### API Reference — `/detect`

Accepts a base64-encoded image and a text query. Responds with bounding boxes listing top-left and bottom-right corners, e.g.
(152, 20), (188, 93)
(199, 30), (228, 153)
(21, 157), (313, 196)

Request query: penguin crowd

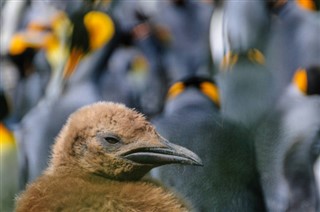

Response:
(0, 0), (319, 211)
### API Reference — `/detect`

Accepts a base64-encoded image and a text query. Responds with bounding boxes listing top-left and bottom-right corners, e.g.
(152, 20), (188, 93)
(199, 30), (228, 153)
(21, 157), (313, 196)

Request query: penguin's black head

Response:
(63, 9), (115, 78)
(266, 0), (288, 12)
(171, 0), (187, 7)
(51, 102), (202, 181)
(167, 76), (220, 108)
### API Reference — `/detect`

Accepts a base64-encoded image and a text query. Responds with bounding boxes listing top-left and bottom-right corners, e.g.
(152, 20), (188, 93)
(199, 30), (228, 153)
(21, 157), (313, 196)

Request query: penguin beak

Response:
(121, 138), (203, 167)
(63, 48), (84, 79)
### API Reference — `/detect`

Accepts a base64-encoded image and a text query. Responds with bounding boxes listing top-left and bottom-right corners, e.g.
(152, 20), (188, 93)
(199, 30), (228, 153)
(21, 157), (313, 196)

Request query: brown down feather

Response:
(15, 102), (190, 211)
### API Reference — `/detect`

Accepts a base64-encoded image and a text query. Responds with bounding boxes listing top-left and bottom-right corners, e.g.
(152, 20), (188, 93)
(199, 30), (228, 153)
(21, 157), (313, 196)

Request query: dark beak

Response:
(121, 139), (203, 167)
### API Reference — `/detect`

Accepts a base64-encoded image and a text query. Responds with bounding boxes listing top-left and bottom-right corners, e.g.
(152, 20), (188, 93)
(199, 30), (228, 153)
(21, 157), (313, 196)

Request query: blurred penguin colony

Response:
(0, 0), (319, 211)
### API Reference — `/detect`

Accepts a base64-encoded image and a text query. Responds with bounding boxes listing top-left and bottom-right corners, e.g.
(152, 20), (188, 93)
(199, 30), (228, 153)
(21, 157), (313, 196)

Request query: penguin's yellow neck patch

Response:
(221, 51), (239, 70)
(247, 48), (265, 65)
(84, 11), (115, 51)
(9, 34), (28, 55)
(9, 32), (45, 55)
(132, 55), (149, 74)
(296, 0), (316, 11)
(293, 68), (308, 94)
(167, 82), (185, 100)
(200, 82), (220, 107)
(220, 48), (265, 70)
(0, 123), (15, 149)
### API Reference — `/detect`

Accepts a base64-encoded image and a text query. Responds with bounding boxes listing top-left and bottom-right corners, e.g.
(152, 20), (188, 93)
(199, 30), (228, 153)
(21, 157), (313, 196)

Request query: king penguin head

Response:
(49, 102), (202, 181)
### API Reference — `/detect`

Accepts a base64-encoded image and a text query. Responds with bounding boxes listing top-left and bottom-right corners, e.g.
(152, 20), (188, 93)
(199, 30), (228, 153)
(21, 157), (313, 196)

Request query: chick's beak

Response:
(121, 138), (203, 167)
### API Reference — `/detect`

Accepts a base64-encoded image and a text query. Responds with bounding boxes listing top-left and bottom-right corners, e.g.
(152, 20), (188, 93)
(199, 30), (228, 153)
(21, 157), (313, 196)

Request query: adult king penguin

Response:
(255, 66), (320, 212)
(15, 3), (120, 190)
(152, 75), (266, 211)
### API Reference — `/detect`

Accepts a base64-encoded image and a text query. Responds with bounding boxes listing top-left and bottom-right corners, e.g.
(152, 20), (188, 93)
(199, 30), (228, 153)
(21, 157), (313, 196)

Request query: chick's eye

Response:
(104, 136), (119, 144)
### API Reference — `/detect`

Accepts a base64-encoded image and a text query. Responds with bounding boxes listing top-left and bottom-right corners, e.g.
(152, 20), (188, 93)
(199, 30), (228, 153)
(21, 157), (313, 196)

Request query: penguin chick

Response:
(15, 102), (202, 212)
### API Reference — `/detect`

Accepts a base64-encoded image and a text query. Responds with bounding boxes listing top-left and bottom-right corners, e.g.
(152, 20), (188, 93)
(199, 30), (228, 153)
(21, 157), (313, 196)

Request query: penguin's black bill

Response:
(121, 142), (203, 167)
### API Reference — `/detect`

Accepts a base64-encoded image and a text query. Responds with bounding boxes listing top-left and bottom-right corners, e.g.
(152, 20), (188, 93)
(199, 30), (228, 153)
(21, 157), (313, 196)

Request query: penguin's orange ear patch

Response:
(292, 68), (308, 94)
(220, 51), (239, 70)
(0, 123), (15, 149)
(247, 48), (265, 65)
(84, 11), (115, 51)
(296, 0), (316, 11)
(167, 82), (185, 99)
(220, 49), (265, 71)
(200, 82), (220, 108)
(9, 31), (47, 55)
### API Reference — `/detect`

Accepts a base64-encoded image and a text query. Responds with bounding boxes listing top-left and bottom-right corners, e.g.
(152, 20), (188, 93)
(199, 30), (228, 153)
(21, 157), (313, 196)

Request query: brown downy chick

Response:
(15, 102), (202, 211)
